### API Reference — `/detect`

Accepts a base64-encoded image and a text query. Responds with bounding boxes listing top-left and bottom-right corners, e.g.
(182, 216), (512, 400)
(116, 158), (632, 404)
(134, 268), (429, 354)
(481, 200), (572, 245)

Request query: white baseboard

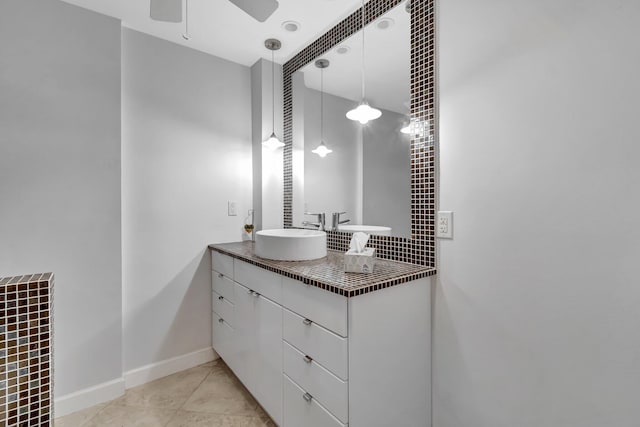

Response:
(54, 347), (218, 418)
(55, 377), (125, 418)
(124, 347), (217, 389)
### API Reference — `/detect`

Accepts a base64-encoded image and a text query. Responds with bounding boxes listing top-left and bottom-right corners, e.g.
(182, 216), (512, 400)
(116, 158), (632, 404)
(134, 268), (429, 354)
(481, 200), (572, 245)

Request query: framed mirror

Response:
(282, 0), (436, 267)
(295, 2), (411, 238)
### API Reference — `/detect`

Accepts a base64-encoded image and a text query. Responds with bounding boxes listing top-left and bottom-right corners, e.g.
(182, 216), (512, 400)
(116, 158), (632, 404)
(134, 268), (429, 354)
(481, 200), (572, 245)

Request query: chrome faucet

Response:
(331, 211), (350, 231)
(302, 212), (326, 231)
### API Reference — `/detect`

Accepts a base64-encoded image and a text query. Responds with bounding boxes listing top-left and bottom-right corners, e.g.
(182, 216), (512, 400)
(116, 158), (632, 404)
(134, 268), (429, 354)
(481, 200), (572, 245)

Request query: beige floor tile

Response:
(84, 405), (176, 427)
(54, 403), (108, 427)
(199, 359), (221, 368)
(165, 411), (272, 427)
(111, 366), (211, 410)
(54, 362), (276, 426)
(181, 370), (259, 416)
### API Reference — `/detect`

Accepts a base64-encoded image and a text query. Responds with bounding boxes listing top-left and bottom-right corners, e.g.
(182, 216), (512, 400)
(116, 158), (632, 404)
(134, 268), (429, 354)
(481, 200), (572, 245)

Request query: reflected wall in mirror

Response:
(292, 1), (411, 238)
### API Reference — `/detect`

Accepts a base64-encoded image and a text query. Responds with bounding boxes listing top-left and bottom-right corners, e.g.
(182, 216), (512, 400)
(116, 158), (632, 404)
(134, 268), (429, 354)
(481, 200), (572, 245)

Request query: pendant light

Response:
(346, 0), (382, 125)
(182, 0), (190, 40)
(263, 39), (285, 150)
(312, 59), (333, 158)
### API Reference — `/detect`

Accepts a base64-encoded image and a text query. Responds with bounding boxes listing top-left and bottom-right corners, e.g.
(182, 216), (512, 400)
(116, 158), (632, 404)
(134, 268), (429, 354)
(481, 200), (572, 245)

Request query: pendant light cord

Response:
(361, 0), (366, 101)
(272, 49), (276, 134)
(320, 66), (324, 143)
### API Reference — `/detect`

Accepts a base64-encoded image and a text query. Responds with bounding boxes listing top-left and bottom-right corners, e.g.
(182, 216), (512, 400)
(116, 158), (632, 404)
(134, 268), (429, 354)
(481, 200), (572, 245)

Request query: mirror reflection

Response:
(292, 2), (411, 238)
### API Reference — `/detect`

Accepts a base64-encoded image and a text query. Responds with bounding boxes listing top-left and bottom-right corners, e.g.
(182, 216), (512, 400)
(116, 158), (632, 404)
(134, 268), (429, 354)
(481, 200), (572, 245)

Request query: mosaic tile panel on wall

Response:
(0, 273), (54, 426)
(282, 0), (436, 267)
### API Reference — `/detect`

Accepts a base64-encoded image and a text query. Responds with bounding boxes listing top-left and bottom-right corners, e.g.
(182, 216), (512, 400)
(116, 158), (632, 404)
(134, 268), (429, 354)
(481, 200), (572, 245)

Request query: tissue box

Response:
(344, 247), (376, 274)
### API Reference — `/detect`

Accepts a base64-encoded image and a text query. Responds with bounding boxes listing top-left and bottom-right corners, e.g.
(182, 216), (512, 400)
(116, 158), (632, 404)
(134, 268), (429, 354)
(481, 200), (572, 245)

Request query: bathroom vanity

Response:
(209, 242), (435, 427)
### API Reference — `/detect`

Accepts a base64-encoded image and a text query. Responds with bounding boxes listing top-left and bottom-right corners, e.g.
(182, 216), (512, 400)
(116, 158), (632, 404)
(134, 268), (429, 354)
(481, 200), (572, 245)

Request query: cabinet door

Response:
(232, 282), (257, 389)
(254, 295), (283, 426)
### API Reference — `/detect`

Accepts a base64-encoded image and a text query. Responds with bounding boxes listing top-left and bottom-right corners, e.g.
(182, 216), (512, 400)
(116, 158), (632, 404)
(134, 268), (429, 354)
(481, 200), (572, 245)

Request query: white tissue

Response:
(348, 232), (370, 253)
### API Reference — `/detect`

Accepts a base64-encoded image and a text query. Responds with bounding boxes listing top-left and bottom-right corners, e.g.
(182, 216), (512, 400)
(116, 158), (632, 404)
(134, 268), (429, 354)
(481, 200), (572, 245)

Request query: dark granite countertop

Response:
(209, 241), (436, 298)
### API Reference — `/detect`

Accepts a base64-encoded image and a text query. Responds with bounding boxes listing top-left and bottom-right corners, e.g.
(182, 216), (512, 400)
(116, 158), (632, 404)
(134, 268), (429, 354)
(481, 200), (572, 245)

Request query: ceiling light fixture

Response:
(281, 21), (301, 32)
(376, 18), (395, 30)
(346, 0), (382, 125)
(263, 39), (285, 150)
(312, 59), (333, 158)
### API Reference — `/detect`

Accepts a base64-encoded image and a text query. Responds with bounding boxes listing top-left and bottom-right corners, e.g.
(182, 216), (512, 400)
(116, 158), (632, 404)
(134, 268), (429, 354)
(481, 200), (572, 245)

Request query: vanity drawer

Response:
(212, 251), (234, 279)
(283, 341), (348, 423)
(284, 374), (346, 427)
(234, 260), (282, 304)
(212, 313), (234, 362)
(212, 271), (235, 303)
(283, 308), (348, 381)
(212, 291), (234, 328)
(282, 277), (348, 337)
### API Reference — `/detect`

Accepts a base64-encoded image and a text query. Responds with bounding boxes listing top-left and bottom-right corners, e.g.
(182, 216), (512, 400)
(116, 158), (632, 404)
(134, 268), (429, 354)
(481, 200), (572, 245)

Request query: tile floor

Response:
(55, 359), (275, 426)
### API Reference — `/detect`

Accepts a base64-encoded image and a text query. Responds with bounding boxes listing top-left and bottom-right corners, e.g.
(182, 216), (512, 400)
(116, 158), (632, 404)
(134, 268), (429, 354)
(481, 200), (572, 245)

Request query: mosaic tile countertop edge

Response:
(209, 242), (436, 298)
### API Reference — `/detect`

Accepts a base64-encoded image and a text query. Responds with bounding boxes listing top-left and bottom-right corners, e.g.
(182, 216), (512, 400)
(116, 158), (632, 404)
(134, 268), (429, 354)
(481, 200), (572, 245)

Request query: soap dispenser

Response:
(244, 209), (255, 241)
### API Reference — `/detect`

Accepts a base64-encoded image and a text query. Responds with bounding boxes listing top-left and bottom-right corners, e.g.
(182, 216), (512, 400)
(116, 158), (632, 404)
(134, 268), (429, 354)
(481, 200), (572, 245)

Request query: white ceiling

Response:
(300, 3), (410, 115)
(60, 0), (365, 66)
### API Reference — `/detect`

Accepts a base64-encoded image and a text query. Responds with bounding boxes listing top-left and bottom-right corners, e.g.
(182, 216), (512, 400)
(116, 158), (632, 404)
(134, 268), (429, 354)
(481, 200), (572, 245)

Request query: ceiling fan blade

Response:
(150, 0), (182, 23)
(228, 0), (279, 23)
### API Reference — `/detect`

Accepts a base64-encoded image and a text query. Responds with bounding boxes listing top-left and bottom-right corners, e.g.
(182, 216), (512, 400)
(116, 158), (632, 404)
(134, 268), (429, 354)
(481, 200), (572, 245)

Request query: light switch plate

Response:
(437, 211), (453, 239)
(228, 201), (238, 216)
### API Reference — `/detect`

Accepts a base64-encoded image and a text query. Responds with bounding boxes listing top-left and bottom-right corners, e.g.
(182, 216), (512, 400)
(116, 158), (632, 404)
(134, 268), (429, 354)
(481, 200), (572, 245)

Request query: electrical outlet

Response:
(437, 211), (453, 239)
(228, 201), (238, 216)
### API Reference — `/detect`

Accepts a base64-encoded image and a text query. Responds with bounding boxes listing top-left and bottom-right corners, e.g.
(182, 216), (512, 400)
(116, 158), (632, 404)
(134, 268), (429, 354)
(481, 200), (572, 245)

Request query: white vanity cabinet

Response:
(211, 249), (432, 427)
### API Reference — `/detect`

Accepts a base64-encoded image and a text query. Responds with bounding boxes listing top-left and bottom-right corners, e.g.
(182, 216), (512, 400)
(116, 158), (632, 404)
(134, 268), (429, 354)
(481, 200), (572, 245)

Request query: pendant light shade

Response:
(262, 39), (284, 150)
(264, 132), (284, 149)
(347, 102), (382, 124)
(401, 119), (425, 136)
(312, 141), (333, 158)
(346, 0), (381, 124)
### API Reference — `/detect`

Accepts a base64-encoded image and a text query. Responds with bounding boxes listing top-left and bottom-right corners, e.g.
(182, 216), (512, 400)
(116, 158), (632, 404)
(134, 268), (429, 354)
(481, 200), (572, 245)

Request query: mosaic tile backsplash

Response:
(282, 0), (436, 267)
(0, 273), (53, 427)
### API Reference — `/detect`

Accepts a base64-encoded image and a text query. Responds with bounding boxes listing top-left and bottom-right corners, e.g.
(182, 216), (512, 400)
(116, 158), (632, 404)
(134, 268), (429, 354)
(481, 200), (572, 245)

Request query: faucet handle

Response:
(304, 212), (324, 216)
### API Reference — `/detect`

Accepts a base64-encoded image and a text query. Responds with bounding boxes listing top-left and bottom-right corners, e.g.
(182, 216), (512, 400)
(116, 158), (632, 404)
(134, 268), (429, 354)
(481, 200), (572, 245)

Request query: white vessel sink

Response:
(338, 225), (392, 236)
(255, 229), (327, 261)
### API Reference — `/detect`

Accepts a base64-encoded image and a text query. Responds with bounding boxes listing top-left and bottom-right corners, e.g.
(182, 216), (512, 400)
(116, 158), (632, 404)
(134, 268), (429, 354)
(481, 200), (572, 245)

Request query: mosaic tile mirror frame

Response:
(282, 0), (436, 266)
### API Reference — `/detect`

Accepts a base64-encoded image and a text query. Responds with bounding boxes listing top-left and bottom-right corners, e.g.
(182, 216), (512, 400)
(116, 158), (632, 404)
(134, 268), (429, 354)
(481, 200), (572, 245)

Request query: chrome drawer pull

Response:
(302, 318), (312, 326)
(248, 289), (254, 295)
(303, 355), (313, 364)
(218, 296), (224, 300)
(218, 273), (223, 278)
(302, 392), (313, 403)
(218, 318), (224, 324)
(253, 292), (260, 297)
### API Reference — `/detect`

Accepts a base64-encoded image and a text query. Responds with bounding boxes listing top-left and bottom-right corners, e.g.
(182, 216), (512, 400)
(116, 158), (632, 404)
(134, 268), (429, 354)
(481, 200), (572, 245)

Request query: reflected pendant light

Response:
(312, 59), (333, 158)
(263, 39), (285, 149)
(346, 0), (382, 125)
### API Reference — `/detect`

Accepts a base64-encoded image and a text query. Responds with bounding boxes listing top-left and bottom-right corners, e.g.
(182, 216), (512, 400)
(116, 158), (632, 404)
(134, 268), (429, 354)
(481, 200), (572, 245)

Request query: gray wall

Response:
(122, 29), (253, 372)
(363, 111), (410, 238)
(304, 88), (362, 224)
(436, 0), (640, 426)
(303, 87), (410, 235)
(0, 0), (122, 398)
(251, 59), (284, 231)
